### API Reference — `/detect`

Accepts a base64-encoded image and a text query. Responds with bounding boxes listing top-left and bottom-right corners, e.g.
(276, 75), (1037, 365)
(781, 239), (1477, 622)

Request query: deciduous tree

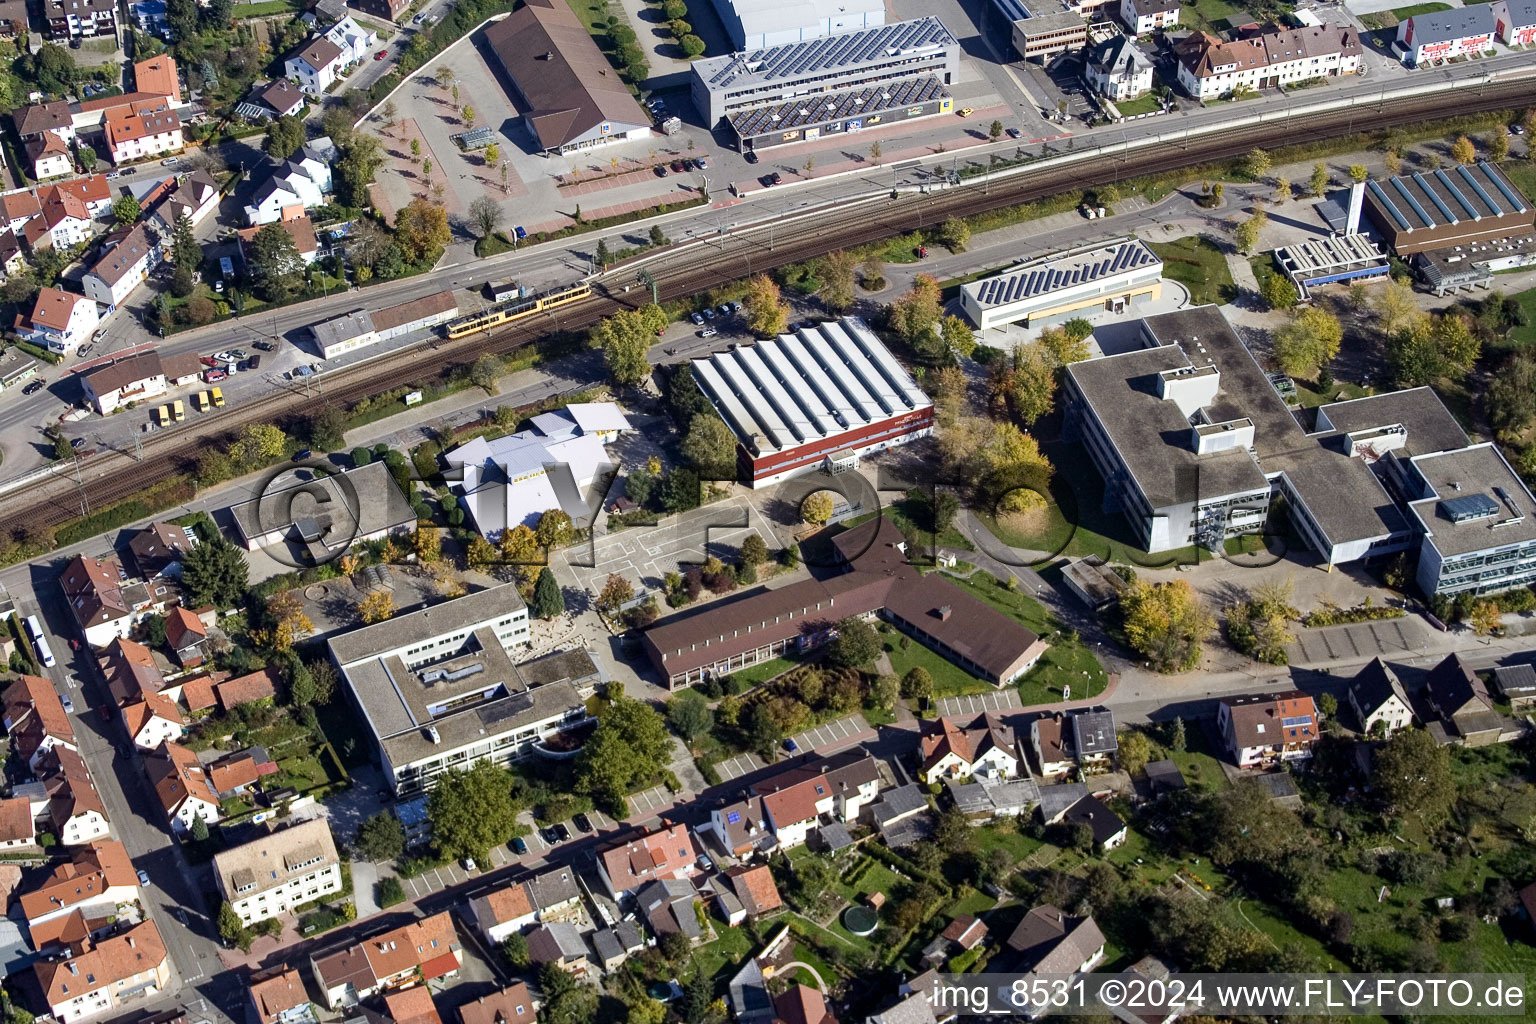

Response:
(597, 573), (634, 613)
(667, 690), (714, 743)
(264, 115), (305, 159)
(800, 490), (834, 524)
(820, 249), (856, 312)
(576, 686), (673, 809)
(1272, 306), (1342, 379)
(355, 812), (405, 861)
(395, 198), (450, 264)
(1487, 353), (1536, 438)
(1489, 124), (1510, 163)
(357, 590), (394, 624)
(825, 615), (879, 668)
(681, 414), (737, 478)
(594, 304), (666, 385)
(1373, 727), (1453, 822)
(1451, 135), (1477, 165)
(428, 761), (519, 862)
(1121, 579), (1212, 673)
(535, 509), (573, 550)
(743, 274), (789, 337)
(1310, 162), (1329, 198)
(249, 222), (303, 301)
(468, 196), (502, 239)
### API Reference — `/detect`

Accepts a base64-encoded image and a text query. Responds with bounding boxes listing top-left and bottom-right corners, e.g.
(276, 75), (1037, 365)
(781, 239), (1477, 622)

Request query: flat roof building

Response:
(991, 0), (1089, 63)
(959, 238), (1164, 330)
(1273, 234), (1391, 300)
(708, 0), (885, 50)
(228, 461), (415, 557)
(689, 316), (933, 487)
(1363, 162), (1531, 256)
(327, 586), (596, 796)
(309, 290), (460, 360)
(1404, 443), (1536, 597)
(483, 0), (650, 153)
(690, 17), (958, 147)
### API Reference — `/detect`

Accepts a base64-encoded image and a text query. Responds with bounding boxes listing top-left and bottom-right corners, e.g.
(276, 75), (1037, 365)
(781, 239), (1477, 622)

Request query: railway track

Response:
(5, 82), (1533, 541)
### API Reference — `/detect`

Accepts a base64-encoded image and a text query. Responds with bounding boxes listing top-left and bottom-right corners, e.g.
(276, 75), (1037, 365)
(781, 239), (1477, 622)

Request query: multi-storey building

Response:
(104, 107), (183, 165)
(43, 0), (117, 41)
(1120, 0), (1179, 35)
(1176, 23), (1360, 99)
(214, 819), (343, 925)
(1216, 690), (1318, 767)
(18, 288), (99, 355)
(82, 224), (159, 308)
(708, 0), (885, 49)
(1404, 444), (1536, 596)
(1395, 6), (1496, 64)
(992, 0), (1089, 63)
(1493, 0), (1536, 45)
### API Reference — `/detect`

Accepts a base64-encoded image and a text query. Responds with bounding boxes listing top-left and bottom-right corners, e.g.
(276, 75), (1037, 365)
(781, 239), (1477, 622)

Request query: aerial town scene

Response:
(0, 0), (1534, 1021)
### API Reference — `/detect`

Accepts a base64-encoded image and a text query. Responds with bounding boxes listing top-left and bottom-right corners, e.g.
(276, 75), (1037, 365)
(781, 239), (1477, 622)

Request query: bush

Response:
(377, 876), (407, 907)
(1301, 603), (1405, 627)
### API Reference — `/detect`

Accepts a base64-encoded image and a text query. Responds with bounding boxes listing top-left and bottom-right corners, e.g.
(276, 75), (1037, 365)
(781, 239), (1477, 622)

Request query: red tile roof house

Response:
(37, 746), (111, 845)
(724, 864), (782, 916)
(459, 983), (538, 1024)
(4, 674), (77, 772)
(128, 521), (197, 579)
(247, 966), (312, 1024)
(164, 606), (208, 667)
(60, 553), (165, 648)
(384, 986), (443, 1024)
(643, 517), (1047, 689)
(144, 740), (219, 835)
(0, 795), (35, 849)
(16, 286), (98, 355)
(34, 918), (170, 1023)
(775, 984), (836, 1024)
(597, 823), (700, 900)
(1216, 690), (1319, 768)
(469, 881), (538, 944)
(19, 840), (138, 950)
(310, 911), (461, 1010)
(749, 749), (882, 848)
(215, 667), (279, 711)
(100, 638), (164, 707)
(1029, 713), (1074, 777)
(120, 689), (186, 750)
(919, 713), (1024, 785)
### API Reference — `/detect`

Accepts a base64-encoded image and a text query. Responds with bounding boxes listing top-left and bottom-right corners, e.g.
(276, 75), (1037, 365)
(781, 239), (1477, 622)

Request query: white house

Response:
(39, 747), (112, 845)
(83, 224), (159, 308)
(19, 841), (138, 948)
(470, 882), (539, 944)
(26, 133), (73, 180)
(145, 740), (220, 834)
(1493, 0), (1536, 45)
(1086, 35), (1156, 102)
(752, 752), (882, 848)
(121, 691), (186, 750)
(25, 193), (94, 250)
(919, 713), (1024, 785)
(1120, 0), (1179, 35)
(1347, 658), (1414, 736)
(597, 824), (699, 900)
(80, 351), (167, 416)
(34, 921), (170, 1024)
(17, 287), (98, 355)
(105, 107), (184, 165)
(1029, 714), (1074, 777)
(285, 37), (346, 95)
(4, 675), (78, 773)
(153, 169), (220, 231)
(1176, 23), (1361, 99)
(324, 15), (376, 64)
(214, 819), (343, 925)
(1395, 6), (1496, 64)
(1216, 691), (1319, 768)
(243, 142), (333, 225)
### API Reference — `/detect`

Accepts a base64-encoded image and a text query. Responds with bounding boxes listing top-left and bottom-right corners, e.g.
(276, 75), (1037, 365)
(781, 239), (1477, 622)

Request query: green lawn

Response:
(1148, 236), (1237, 306)
(1113, 93), (1164, 117)
(971, 824), (1046, 863)
(1392, 1), (1454, 15)
(844, 495), (975, 560)
(1508, 285), (1536, 345)
(237, 0), (302, 15)
(885, 633), (989, 697)
(694, 925), (755, 990)
(945, 573), (1110, 702)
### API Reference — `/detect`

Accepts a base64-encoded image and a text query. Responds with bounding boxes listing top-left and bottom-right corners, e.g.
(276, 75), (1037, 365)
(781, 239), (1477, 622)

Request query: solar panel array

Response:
(1368, 162), (1528, 232)
(972, 240), (1159, 308)
(705, 15), (954, 88)
(1440, 493), (1500, 523)
(728, 75), (947, 139)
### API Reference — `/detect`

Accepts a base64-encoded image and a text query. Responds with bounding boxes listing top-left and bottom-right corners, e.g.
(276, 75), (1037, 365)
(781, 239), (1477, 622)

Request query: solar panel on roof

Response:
(1440, 493), (1499, 523)
(726, 811), (740, 823)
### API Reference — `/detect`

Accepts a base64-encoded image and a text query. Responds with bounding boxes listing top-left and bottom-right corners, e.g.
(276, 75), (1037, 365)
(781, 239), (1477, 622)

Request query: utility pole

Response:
(637, 269), (657, 304)
(72, 453), (89, 518)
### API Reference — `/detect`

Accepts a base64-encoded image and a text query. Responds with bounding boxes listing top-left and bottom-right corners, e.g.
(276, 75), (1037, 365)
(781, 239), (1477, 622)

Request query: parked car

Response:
(202, 369), (226, 382)
(511, 836), (529, 855)
(541, 826), (562, 845)
(671, 160), (685, 172)
(702, 307), (714, 320)
(1006, 127), (1022, 139)
(769, 172), (782, 185)
(137, 869), (150, 886)
(698, 327), (717, 338)
(60, 694), (74, 712)
(744, 150), (759, 164)
(573, 813), (594, 834)
(70, 437), (84, 449)
(554, 823), (572, 842)
(716, 304), (731, 316)
(784, 738), (799, 752)
(958, 107), (974, 117)
(230, 348), (249, 360)
(689, 311), (704, 325)
(462, 857), (477, 872)
(245, 355), (261, 369)
(292, 449), (312, 461)
(373, 50), (388, 61)
(22, 380), (44, 395)
(655, 165), (668, 177)
(253, 341), (275, 351)
(77, 343), (93, 358)
(696, 157), (709, 169)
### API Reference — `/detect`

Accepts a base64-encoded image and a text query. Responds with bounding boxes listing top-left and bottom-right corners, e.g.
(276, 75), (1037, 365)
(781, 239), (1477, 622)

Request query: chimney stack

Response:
(938, 605), (952, 620)
(1346, 180), (1365, 235)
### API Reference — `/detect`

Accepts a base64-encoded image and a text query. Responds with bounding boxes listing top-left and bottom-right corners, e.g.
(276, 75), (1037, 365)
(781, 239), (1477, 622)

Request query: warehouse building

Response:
(959, 238), (1163, 331)
(689, 317), (934, 487)
(991, 0), (1088, 63)
(309, 289), (460, 360)
(1063, 306), (1419, 565)
(708, 0), (885, 50)
(1273, 234), (1390, 300)
(1363, 162), (1532, 255)
(690, 17), (958, 139)
(484, 0), (650, 153)
(327, 585), (593, 796)
(726, 76), (952, 153)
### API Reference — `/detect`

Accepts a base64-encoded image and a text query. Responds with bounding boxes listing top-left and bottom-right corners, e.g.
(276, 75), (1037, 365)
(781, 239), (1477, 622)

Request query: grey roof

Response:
(228, 462), (414, 555)
(1401, 5), (1495, 46)
(697, 16), (953, 89)
(880, 810), (936, 847)
(1143, 759), (1186, 793)
(1007, 906), (1105, 972)
(1366, 162), (1526, 232)
(1407, 444), (1536, 557)
(616, 920), (644, 950)
(1088, 34), (1153, 76)
(1502, 0), (1536, 27)
(729, 958), (773, 1022)
(525, 865), (583, 912)
(591, 928), (624, 964)
(816, 822), (854, 850)
(1071, 710), (1118, 756)
(715, 888), (744, 921)
(867, 991), (939, 1024)
(1492, 663), (1536, 698)
(527, 921), (589, 964)
(1249, 771), (1299, 801)
(328, 584), (527, 667)
(1037, 782), (1088, 823)
(869, 783), (928, 826)
(1310, 387), (1469, 458)
(967, 238), (1160, 310)
(1060, 795), (1126, 845)
(730, 74), (950, 139)
(1349, 658), (1411, 716)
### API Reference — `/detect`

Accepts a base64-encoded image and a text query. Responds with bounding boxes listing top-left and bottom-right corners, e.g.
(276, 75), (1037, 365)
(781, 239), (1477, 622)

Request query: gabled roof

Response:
(144, 740), (217, 816)
(383, 985), (442, 1024)
(86, 223), (157, 287)
(941, 914), (988, 950)
(525, 865), (583, 911)
(1032, 714), (1068, 763)
(249, 966), (309, 1024)
(527, 921), (590, 964)
(920, 713), (1020, 774)
(458, 984), (536, 1024)
(775, 985), (834, 1024)
(1349, 657), (1411, 716)
(207, 747), (276, 795)
(474, 881), (535, 926)
(293, 36), (344, 71)
(1425, 653), (1493, 719)
(165, 605), (206, 648)
(1006, 905), (1105, 972)
(4, 674), (75, 750)
(19, 840), (136, 924)
(1060, 794), (1126, 845)
(39, 746), (106, 826)
(751, 748), (881, 828)
(25, 285), (89, 332)
(14, 100), (72, 137)
(1219, 690), (1317, 750)
(34, 919), (166, 1007)
(725, 864), (781, 915)
(122, 691), (185, 739)
(357, 912), (457, 980)
(599, 823), (697, 892)
(133, 54), (180, 102)
(216, 667), (278, 710)
(105, 107), (182, 147)
(1071, 709), (1117, 756)
(0, 795), (32, 843)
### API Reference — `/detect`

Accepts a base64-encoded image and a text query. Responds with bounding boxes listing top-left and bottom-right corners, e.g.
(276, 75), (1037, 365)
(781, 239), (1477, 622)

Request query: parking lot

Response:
(712, 714), (875, 783)
(936, 689), (1021, 717)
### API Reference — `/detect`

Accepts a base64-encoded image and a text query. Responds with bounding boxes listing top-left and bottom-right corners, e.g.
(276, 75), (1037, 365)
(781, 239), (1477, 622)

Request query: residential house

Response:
(48, 175), (114, 218)
(324, 16), (376, 63)
(1491, 663), (1536, 712)
(0, 796), (35, 849)
(1029, 714), (1074, 777)
(777, 985), (836, 1024)
(942, 914), (988, 952)
(38, 747), (111, 845)
(34, 920), (170, 1023)
(1108, 956), (1184, 1024)
(60, 555), (135, 646)
(215, 667), (279, 711)
(13, 101), (75, 146)
(207, 747), (278, 799)
(1175, 24), (1361, 99)
(1037, 781), (1089, 826)
(133, 54), (181, 103)
(1120, 0), (1179, 34)
(27, 132), (74, 180)
(82, 223), (159, 307)
(80, 352), (168, 417)
(214, 819), (343, 925)
(236, 210), (319, 265)
(19, 841), (138, 949)
(1005, 906), (1106, 1016)
(710, 795), (773, 857)
(524, 866), (584, 923)
(383, 988), (442, 1024)
(105, 107), (184, 165)
(1348, 658), (1414, 735)
(128, 521), (196, 579)
(0, 231), (26, 280)
(152, 170), (220, 231)
(173, 674), (216, 715)
(24, 190), (95, 250)
(865, 991), (937, 1024)
(919, 713), (1024, 785)
(1423, 653), (1503, 746)
(1395, 6), (1496, 64)
(42, 0), (118, 41)
(252, 79), (307, 120)
(1493, 0), (1536, 45)
(946, 777), (1039, 820)
(636, 877), (703, 942)
(591, 925), (639, 971)
(144, 740), (219, 834)
(724, 864), (782, 916)
(867, 784), (933, 847)
(248, 966), (316, 1024)
(164, 606), (207, 667)
(349, 0), (410, 20)
(597, 823), (699, 900)
(749, 750), (883, 848)
(1215, 690), (1318, 767)
(0, 191), (41, 235)
(458, 985), (538, 1024)
(326, 912), (460, 1007)
(1059, 795), (1128, 851)
(100, 637), (164, 707)
(16, 288), (98, 355)
(1071, 709), (1118, 772)
(1086, 35), (1156, 102)
(469, 882), (537, 944)
(244, 141), (335, 225)
(4, 674), (77, 772)
(526, 922), (594, 977)
(121, 690), (185, 750)
(285, 37), (347, 95)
